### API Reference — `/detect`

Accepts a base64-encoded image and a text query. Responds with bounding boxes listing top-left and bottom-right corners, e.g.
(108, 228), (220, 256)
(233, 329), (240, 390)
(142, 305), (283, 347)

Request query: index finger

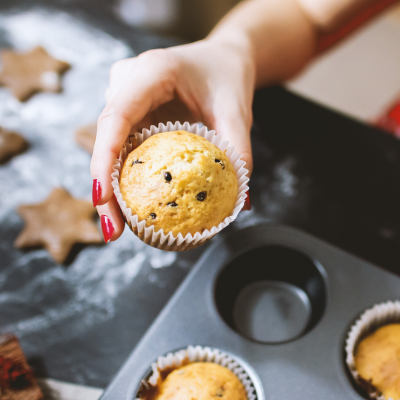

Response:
(91, 49), (178, 206)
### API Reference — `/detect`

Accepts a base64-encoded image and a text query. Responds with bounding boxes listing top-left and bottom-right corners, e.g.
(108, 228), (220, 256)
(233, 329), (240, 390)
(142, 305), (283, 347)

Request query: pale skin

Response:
(91, 0), (380, 242)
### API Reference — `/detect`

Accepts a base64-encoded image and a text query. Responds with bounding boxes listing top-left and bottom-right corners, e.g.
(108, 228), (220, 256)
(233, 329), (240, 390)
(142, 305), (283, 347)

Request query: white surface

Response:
(114, 0), (178, 29)
(41, 379), (103, 400)
(288, 3), (400, 122)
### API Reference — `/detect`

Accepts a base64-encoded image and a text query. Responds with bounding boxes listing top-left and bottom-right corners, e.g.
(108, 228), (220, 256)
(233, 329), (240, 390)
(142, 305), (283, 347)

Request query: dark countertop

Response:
(0, 1), (400, 389)
(251, 87), (400, 275)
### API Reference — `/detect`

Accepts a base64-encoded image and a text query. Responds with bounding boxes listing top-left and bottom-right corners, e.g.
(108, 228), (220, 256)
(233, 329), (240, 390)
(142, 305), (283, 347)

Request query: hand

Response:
(90, 37), (255, 243)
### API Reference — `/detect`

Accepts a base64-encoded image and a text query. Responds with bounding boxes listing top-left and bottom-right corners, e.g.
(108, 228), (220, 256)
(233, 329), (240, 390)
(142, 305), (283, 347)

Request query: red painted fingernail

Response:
(92, 179), (102, 207)
(243, 190), (251, 211)
(101, 215), (114, 243)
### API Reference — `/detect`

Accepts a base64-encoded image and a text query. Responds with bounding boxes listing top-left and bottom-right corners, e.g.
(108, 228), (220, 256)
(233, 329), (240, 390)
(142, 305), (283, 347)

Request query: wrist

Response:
(208, 28), (254, 58)
(206, 29), (256, 82)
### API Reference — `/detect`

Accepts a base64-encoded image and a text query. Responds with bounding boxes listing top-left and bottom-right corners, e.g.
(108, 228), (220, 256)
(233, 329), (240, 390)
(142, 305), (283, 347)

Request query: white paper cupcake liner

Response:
(345, 300), (400, 400)
(111, 121), (249, 251)
(135, 345), (258, 400)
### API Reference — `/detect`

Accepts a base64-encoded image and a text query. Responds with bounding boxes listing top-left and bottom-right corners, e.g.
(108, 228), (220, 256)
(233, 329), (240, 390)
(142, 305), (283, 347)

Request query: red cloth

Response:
(315, 0), (400, 136)
(317, 0), (400, 52)
(376, 101), (400, 136)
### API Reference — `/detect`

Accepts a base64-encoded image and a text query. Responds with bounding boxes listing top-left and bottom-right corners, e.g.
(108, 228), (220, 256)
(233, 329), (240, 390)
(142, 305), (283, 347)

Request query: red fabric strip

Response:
(376, 100), (400, 137)
(317, 0), (400, 52)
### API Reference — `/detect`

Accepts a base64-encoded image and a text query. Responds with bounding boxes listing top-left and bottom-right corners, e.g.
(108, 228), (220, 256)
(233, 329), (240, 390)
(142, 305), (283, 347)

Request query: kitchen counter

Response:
(1, 0), (400, 390)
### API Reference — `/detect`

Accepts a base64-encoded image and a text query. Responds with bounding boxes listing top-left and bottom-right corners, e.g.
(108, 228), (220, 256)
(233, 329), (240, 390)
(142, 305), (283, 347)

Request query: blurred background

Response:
(113, 0), (400, 123)
(1, 1), (400, 400)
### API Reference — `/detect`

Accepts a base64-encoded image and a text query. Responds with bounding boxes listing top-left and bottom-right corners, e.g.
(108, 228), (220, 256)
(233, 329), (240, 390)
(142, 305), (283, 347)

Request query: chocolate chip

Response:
(164, 172), (172, 182)
(215, 388), (224, 397)
(150, 213), (156, 219)
(215, 159), (225, 169)
(196, 192), (207, 201)
(167, 202), (178, 207)
(132, 160), (143, 165)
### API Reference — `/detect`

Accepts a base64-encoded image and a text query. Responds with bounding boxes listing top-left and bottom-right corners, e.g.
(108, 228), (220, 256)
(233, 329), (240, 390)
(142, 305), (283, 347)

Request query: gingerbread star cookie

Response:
(15, 188), (103, 264)
(0, 46), (70, 101)
(0, 127), (28, 164)
(75, 123), (97, 153)
(0, 333), (43, 400)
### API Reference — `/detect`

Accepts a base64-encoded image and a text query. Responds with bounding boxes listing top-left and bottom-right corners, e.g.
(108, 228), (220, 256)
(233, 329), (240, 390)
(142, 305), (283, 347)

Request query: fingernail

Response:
(92, 179), (102, 207)
(101, 214), (114, 243)
(243, 190), (251, 211)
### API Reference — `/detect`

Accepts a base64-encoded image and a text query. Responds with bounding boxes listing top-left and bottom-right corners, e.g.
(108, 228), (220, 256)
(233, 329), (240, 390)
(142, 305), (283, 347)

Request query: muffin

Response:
(141, 362), (248, 400)
(354, 324), (400, 399)
(119, 130), (238, 237)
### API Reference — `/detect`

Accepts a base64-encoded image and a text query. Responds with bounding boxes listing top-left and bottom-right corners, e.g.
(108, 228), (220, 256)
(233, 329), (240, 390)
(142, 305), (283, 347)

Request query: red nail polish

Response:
(101, 215), (114, 243)
(92, 179), (102, 207)
(244, 190), (251, 211)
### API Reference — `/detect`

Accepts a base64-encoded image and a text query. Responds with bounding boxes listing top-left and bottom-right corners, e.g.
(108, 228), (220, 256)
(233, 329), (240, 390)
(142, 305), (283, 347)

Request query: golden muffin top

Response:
(355, 323), (400, 399)
(120, 130), (238, 237)
(142, 362), (248, 400)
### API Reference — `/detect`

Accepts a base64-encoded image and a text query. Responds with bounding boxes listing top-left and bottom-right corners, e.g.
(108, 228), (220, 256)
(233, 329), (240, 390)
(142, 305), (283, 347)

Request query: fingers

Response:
(105, 58), (138, 103)
(213, 96), (254, 176)
(91, 49), (179, 206)
(213, 96), (253, 213)
(97, 195), (125, 242)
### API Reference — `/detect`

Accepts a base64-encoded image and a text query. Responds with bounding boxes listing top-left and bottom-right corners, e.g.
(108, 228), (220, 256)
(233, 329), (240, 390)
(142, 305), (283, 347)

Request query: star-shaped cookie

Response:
(0, 127), (28, 164)
(75, 123), (97, 153)
(0, 46), (70, 101)
(15, 188), (103, 264)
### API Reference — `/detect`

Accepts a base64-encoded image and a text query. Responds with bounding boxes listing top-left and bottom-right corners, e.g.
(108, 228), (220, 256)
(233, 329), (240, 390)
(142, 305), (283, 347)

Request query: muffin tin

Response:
(100, 225), (400, 399)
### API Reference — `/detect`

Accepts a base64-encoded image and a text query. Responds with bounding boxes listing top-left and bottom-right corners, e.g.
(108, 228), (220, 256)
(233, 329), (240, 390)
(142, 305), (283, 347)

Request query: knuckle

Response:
(98, 105), (124, 126)
(110, 58), (133, 75)
(138, 49), (179, 97)
(137, 48), (168, 64)
(97, 107), (116, 127)
(138, 48), (179, 80)
(97, 106), (131, 135)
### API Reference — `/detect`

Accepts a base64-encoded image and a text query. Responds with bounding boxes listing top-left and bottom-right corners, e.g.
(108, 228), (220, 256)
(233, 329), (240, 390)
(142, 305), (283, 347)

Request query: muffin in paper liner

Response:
(135, 345), (259, 400)
(345, 300), (400, 400)
(111, 121), (249, 251)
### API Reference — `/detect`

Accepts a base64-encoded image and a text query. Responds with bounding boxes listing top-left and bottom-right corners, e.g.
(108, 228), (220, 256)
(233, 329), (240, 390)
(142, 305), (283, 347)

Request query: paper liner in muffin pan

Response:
(345, 300), (400, 400)
(111, 121), (249, 251)
(134, 345), (259, 400)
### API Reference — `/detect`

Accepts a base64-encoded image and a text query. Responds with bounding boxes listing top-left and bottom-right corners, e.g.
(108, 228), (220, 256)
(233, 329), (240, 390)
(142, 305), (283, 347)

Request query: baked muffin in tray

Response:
(140, 362), (248, 400)
(354, 324), (400, 400)
(346, 301), (400, 400)
(135, 345), (257, 400)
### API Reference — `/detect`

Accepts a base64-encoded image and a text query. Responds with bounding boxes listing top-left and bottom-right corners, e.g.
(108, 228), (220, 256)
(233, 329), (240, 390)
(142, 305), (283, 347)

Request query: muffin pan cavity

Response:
(215, 246), (326, 343)
(100, 225), (400, 400)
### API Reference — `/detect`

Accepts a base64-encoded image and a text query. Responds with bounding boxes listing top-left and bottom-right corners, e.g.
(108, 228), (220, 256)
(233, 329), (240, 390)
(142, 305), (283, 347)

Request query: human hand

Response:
(91, 37), (255, 243)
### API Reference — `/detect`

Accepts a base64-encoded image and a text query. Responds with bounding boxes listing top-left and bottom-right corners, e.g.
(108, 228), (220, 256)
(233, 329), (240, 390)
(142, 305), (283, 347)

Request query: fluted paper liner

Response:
(112, 121), (249, 251)
(345, 300), (400, 400)
(135, 345), (258, 400)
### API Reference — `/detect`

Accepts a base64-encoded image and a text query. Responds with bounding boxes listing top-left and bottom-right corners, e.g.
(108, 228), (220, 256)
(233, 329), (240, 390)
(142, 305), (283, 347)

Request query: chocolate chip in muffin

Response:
(215, 159), (225, 169)
(167, 202), (178, 207)
(215, 387), (225, 397)
(196, 192), (207, 201)
(132, 160), (143, 165)
(149, 213), (157, 219)
(164, 171), (172, 182)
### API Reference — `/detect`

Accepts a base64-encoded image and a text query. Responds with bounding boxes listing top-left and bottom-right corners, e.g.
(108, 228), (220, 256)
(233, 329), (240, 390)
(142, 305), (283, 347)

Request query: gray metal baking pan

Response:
(100, 224), (400, 399)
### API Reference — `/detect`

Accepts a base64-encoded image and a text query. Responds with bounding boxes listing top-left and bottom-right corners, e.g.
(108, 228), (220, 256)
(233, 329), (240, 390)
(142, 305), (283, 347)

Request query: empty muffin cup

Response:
(345, 300), (400, 400)
(134, 345), (260, 400)
(112, 121), (249, 251)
